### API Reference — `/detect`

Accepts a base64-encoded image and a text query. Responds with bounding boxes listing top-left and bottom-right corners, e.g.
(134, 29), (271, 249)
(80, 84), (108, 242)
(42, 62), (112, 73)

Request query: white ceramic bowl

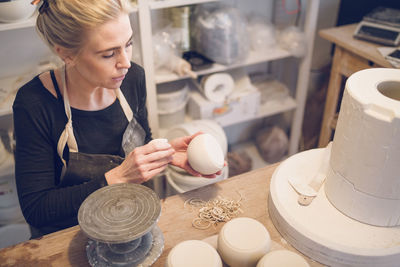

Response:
(256, 250), (310, 267)
(165, 119), (228, 157)
(166, 240), (222, 267)
(0, 0), (37, 23)
(165, 165), (229, 196)
(168, 165), (228, 188)
(187, 133), (224, 175)
(218, 217), (271, 267)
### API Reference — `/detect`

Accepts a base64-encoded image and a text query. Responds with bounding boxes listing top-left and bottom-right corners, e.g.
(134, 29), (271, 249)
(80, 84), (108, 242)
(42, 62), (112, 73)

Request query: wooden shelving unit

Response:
(0, 0), (320, 156)
(138, 0), (320, 156)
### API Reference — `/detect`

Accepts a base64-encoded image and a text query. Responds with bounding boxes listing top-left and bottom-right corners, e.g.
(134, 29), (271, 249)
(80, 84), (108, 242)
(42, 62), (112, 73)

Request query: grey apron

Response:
(30, 66), (147, 238)
(56, 64), (146, 186)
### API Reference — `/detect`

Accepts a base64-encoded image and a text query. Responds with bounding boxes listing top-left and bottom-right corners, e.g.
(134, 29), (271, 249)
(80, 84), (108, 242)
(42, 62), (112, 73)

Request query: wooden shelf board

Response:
(155, 48), (291, 84)
(149, 0), (220, 10)
(157, 95), (296, 135)
(257, 96), (297, 119)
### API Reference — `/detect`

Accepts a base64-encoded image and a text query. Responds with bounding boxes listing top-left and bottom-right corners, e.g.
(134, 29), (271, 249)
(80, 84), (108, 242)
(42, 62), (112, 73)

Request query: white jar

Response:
(218, 217), (271, 267)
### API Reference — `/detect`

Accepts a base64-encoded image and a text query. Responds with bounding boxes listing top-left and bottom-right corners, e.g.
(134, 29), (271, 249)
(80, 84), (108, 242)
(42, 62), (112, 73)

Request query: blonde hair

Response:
(36, 0), (131, 54)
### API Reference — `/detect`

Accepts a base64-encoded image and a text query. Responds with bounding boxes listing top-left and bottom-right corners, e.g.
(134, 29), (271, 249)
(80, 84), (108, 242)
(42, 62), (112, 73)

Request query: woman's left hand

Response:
(169, 132), (224, 178)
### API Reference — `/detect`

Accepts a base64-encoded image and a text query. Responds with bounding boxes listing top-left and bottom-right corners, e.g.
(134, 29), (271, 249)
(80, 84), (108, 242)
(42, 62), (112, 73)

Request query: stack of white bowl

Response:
(0, 139), (30, 248)
(157, 80), (189, 129)
(164, 120), (228, 196)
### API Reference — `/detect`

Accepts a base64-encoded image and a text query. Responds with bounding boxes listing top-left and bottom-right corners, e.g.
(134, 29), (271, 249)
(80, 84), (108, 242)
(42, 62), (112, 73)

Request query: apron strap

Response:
(116, 88), (133, 122)
(57, 64), (78, 158)
(56, 65), (133, 170)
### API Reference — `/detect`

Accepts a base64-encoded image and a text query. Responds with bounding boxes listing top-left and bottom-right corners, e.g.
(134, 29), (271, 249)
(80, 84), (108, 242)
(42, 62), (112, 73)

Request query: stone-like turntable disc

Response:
(78, 183), (161, 244)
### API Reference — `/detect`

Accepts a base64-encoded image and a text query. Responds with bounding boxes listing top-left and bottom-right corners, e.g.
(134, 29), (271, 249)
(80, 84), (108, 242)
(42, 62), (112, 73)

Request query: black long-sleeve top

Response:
(13, 63), (152, 237)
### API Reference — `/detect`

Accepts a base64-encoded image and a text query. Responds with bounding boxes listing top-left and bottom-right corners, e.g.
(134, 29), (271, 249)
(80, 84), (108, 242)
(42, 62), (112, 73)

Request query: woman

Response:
(13, 0), (219, 238)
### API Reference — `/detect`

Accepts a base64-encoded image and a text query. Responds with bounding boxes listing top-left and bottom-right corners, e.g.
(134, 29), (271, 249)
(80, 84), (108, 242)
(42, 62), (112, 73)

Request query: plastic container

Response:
(0, 0), (37, 23)
(157, 80), (189, 129)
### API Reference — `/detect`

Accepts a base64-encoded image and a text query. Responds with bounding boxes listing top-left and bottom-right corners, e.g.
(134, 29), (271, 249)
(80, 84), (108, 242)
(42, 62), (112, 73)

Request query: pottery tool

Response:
(288, 142), (332, 206)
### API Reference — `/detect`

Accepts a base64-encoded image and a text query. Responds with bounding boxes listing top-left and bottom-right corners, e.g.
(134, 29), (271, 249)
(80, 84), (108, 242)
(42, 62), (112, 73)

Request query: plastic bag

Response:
(152, 27), (181, 70)
(278, 26), (307, 58)
(152, 27), (196, 78)
(191, 4), (249, 65)
(247, 16), (276, 51)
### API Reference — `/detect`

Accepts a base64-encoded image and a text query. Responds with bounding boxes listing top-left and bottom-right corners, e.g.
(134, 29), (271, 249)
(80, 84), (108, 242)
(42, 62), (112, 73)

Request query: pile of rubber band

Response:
(184, 195), (243, 230)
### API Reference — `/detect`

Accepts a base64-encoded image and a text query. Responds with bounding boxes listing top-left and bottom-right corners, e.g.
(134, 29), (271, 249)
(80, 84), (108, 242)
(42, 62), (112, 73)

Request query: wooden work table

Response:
(0, 164), (323, 267)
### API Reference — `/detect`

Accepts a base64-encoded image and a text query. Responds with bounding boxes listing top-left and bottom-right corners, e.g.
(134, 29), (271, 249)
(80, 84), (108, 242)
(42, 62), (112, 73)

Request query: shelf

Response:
(155, 47), (292, 84)
(257, 96), (297, 119)
(158, 94), (297, 136)
(149, 0), (220, 10)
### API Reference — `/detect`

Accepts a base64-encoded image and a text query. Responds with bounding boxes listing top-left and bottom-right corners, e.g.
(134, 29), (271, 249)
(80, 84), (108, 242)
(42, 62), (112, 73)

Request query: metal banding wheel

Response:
(78, 183), (161, 244)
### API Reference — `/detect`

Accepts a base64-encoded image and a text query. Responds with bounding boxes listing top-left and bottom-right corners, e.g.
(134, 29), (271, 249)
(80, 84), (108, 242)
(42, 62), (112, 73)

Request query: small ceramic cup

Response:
(187, 133), (224, 175)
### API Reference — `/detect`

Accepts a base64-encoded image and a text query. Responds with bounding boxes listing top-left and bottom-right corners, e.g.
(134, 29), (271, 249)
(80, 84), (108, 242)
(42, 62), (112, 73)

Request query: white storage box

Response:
(187, 81), (260, 127)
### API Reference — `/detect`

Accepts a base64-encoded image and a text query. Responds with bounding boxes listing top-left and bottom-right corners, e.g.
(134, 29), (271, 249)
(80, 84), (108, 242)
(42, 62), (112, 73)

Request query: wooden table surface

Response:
(0, 164), (324, 267)
(319, 23), (392, 68)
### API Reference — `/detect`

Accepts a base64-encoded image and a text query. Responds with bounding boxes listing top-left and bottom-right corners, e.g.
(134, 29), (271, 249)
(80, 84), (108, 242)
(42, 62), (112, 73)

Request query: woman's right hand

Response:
(105, 139), (175, 184)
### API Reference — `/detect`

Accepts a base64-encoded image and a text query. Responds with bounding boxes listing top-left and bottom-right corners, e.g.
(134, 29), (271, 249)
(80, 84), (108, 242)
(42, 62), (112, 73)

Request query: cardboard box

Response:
(188, 81), (260, 127)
